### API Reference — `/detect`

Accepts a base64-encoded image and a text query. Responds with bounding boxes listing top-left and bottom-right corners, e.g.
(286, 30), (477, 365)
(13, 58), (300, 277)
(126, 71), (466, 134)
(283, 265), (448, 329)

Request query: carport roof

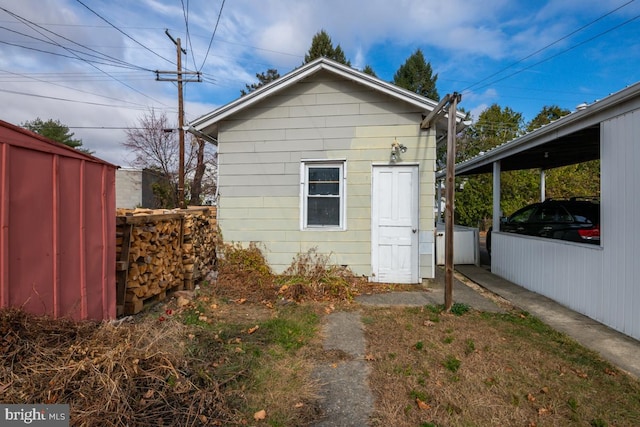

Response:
(438, 81), (640, 177)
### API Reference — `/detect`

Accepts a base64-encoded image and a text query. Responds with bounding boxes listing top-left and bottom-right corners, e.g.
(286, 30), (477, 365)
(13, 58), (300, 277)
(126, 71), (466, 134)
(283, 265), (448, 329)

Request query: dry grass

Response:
(0, 308), (233, 426)
(7, 242), (634, 426)
(364, 305), (640, 427)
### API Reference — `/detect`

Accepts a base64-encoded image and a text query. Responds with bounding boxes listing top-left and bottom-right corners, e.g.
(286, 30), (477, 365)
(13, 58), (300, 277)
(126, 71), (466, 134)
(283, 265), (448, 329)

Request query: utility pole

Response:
(156, 29), (201, 209)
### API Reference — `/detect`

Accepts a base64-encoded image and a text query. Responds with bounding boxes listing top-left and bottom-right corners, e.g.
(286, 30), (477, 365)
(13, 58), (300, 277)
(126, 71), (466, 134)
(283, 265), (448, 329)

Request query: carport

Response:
(446, 81), (640, 341)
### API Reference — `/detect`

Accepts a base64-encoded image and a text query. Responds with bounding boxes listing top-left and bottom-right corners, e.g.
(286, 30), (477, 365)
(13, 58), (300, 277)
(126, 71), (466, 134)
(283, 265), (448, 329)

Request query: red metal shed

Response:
(0, 119), (116, 320)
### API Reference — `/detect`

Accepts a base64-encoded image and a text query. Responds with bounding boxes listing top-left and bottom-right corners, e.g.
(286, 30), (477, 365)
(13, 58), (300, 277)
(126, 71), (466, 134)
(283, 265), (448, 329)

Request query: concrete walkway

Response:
(313, 271), (505, 426)
(313, 312), (374, 427)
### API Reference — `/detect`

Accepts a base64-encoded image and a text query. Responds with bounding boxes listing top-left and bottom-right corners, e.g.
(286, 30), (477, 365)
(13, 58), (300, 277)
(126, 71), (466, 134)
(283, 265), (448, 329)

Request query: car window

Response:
(567, 203), (599, 224)
(509, 205), (538, 223)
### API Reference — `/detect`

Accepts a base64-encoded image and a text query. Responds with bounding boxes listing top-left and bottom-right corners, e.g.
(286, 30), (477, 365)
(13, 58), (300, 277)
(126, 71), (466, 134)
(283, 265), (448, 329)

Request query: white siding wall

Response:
(600, 108), (640, 340)
(217, 71), (436, 278)
(492, 106), (640, 341)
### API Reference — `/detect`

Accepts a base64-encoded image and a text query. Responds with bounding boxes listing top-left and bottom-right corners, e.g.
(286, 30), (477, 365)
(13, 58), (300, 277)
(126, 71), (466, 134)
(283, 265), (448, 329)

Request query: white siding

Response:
(217, 70), (436, 278)
(491, 106), (640, 341)
(600, 109), (640, 340)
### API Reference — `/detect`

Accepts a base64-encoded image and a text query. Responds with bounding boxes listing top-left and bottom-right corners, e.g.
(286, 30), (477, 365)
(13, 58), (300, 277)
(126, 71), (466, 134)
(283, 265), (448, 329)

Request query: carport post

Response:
(492, 161), (501, 232)
(540, 169), (546, 201)
(444, 93), (461, 311)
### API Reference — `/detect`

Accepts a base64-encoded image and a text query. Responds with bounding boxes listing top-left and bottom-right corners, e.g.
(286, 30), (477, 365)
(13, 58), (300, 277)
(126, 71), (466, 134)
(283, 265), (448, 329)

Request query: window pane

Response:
(309, 182), (339, 195)
(307, 197), (340, 226)
(309, 167), (339, 182)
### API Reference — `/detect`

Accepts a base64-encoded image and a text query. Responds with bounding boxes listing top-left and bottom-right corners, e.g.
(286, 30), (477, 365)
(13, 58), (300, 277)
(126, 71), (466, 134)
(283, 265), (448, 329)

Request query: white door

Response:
(371, 165), (419, 283)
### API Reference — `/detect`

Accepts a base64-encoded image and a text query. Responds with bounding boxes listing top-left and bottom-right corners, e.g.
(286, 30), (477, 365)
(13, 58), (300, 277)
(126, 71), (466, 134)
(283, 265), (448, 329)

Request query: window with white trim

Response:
(301, 161), (346, 230)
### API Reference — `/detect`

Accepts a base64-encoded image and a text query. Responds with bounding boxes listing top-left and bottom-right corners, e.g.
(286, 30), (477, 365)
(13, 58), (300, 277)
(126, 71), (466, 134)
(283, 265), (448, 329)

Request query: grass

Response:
(364, 306), (640, 427)
(6, 242), (639, 426)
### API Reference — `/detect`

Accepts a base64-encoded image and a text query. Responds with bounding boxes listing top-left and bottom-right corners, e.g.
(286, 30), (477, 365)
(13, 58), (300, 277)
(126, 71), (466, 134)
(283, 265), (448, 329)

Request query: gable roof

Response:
(190, 57), (463, 138)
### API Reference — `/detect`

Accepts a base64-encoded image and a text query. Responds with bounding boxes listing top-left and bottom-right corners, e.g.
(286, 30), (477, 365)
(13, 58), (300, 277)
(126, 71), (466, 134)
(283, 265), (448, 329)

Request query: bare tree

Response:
(124, 109), (217, 207)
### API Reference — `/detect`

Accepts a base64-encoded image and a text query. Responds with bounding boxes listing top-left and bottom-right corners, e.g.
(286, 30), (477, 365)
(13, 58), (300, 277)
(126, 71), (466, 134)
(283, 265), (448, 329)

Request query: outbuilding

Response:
(450, 82), (640, 341)
(191, 58), (463, 283)
(0, 119), (116, 320)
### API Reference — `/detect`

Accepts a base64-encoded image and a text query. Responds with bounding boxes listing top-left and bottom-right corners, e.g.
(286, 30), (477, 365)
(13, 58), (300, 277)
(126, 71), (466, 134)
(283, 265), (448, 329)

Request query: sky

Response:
(1, 0), (639, 166)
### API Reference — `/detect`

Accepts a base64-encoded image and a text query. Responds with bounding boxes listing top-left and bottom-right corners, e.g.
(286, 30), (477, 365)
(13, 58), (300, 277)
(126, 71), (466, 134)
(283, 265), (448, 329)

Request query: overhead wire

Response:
(75, 0), (176, 67)
(1, 7), (172, 107)
(198, 0), (226, 72)
(181, 0), (197, 71)
(465, 11), (640, 95)
(0, 87), (176, 112)
(0, 18), (154, 72)
(462, 0), (639, 94)
(0, 68), (151, 107)
(0, 39), (146, 70)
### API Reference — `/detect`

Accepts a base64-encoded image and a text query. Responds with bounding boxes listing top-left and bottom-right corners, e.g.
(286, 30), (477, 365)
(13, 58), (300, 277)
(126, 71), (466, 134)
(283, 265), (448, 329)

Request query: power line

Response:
(0, 68), (151, 108)
(1, 7), (171, 107)
(462, 0), (639, 94)
(199, 0), (226, 72)
(75, 0), (176, 67)
(0, 87), (177, 112)
(466, 11), (640, 95)
(0, 11), (154, 72)
(0, 39), (145, 70)
(181, 0), (197, 71)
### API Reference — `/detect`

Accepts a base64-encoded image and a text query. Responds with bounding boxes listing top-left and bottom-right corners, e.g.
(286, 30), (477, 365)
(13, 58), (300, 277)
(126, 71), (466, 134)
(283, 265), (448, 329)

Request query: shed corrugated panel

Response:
(601, 110), (640, 341)
(0, 120), (116, 321)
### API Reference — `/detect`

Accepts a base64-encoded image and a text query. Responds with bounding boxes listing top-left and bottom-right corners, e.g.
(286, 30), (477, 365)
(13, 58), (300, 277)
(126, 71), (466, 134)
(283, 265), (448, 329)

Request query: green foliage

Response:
(22, 117), (89, 152)
(361, 64), (377, 77)
(151, 180), (176, 209)
(464, 339), (475, 356)
(526, 105), (570, 132)
(414, 341), (424, 350)
(393, 48), (439, 100)
(304, 30), (351, 65)
(546, 160), (600, 199)
(450, 302), (470, 316)
(461, 104), (524, 159)
(454, 103), (600, 228)
(442, 355), (461, 372)
(241, 68), (280, 96)
(409, 389), (428, 401)
(259, 307), (318, 352)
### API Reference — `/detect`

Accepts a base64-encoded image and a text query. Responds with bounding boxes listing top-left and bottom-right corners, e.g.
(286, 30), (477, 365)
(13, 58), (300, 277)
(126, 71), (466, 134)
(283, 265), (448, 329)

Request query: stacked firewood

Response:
(182, 207), (218, 289)
(115, 207), (218, 315)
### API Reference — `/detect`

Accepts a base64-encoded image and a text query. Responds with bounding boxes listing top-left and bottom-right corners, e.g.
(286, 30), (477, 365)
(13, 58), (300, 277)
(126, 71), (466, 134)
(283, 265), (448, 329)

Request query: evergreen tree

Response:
(22, 118), (88, 152)
(362, 65), (377, 77)
(304, 30), (351, 66)
(393, 48), (439, 100)
(240, 68), (280, 96)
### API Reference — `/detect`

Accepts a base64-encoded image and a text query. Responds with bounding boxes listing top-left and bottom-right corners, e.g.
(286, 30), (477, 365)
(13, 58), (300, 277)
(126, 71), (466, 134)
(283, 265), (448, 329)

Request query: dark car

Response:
(486, 198), (600, 254)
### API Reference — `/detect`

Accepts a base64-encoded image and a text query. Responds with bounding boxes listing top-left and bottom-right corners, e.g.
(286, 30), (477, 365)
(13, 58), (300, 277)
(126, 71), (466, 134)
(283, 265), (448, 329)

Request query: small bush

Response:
(277, 248), (362, 301)
(450, 302), (470, 316)
(217, 242), (276, 301)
